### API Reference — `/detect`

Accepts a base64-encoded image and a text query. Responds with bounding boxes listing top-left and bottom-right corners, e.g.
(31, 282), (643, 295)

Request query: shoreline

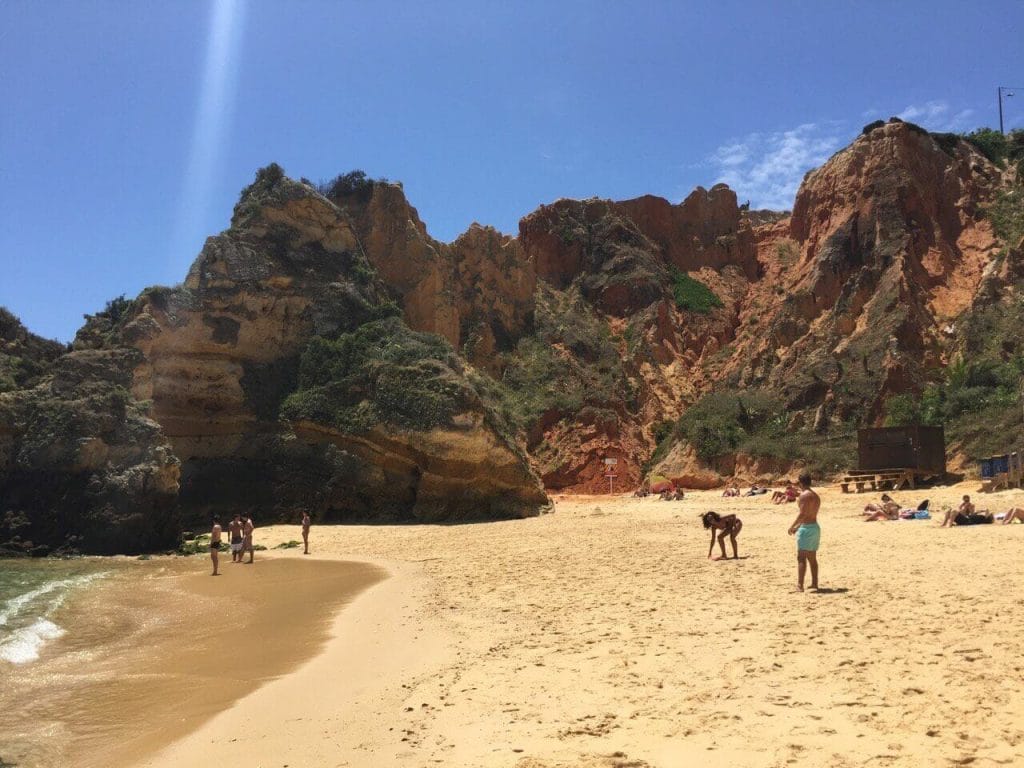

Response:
(137, 553), (454, 767)
(8, 480), (1024, 767)
(0, 555), (385, 768)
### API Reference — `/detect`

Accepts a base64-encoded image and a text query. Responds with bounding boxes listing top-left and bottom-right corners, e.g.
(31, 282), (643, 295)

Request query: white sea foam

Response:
(0, 617), (66, 663)
(0, 572), (107, 664)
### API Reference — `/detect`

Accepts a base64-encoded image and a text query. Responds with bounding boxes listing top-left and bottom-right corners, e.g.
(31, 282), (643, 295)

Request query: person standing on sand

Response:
(301, 511), (311, 555)
(787, 472), (820, 592)
(228, 513), (244, 563)
(210, 517), (223, 576)
(243, 514), (255, 564)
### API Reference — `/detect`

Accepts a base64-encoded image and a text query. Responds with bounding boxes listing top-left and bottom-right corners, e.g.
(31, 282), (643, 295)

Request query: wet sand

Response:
(0, 556), (383, 768)
(141, 481), (1024, 767)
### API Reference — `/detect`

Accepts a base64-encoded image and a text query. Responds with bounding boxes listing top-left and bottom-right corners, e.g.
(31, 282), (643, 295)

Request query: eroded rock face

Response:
(450, 224), (536, 373)
(616, 185), (760, 280)
(758, 120), (1000, 423)
(0, 308), (66, 394)
(332, 184), (538, 374)
(92, 167), (548, 527)
(648, 121), (1006, 486)
(0, 348), (179, 555)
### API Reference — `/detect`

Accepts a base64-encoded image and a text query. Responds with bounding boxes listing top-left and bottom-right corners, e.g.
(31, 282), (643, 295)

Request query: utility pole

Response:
(998, 87), (1021, 135)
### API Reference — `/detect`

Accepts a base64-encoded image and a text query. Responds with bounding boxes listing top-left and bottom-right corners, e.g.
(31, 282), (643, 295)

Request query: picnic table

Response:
(840, 468), (917, 493)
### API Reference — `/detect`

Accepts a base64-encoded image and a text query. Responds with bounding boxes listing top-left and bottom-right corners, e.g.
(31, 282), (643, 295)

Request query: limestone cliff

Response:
(0, 347), (180, 555)
(4, 117), (1020, 543)
(87, 165), (549, 527)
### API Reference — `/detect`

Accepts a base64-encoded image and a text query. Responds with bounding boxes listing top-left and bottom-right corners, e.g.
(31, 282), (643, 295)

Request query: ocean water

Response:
(0, 559), (111, 665)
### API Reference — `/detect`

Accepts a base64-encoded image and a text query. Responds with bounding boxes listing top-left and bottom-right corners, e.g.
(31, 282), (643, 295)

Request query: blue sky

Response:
(2, 1), (1023, 342)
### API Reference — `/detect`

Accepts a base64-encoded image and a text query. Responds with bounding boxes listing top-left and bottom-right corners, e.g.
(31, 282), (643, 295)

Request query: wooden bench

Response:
(841, 469), (916, 493)
(980, 472), (1008, 493)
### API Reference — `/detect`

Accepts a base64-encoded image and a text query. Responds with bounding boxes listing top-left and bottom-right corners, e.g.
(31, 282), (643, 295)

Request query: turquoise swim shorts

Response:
(796, 523), (821, 552)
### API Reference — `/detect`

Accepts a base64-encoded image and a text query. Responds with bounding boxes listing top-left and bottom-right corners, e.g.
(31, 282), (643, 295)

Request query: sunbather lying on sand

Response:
(1001, 507), (1024, 524)
(863, 493), (898, 515)
(770, 483), (796, 503)
(722, 484), (740, 498)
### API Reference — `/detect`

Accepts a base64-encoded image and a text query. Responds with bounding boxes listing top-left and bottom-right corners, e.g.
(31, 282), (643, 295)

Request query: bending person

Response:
(701, 511), (742, 560)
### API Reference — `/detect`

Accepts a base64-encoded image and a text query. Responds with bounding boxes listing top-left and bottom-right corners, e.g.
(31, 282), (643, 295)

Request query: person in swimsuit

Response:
(701, 511), (743, 560)
(243, 514), (255, 564)
(941, 495), (975, 527)
(863, 493), (900, 520)
(301, 511), (311, 554)
(787, 472), (820, 592)
(228, 513), (244, 563)
(1001, 507), (1024, 524)
(210, 516), (223, 576)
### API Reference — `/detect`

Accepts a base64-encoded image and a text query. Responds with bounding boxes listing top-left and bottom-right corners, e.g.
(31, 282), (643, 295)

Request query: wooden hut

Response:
(841, 426), (946, 492)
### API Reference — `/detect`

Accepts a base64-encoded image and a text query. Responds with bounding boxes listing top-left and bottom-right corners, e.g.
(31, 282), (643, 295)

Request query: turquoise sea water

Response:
(0, 559), (111, 665)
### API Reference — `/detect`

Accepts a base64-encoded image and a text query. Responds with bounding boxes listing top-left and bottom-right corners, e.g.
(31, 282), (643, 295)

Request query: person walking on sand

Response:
(228, 513), (244, 563)
(243, 514), (255, 564)
(301, 511), (311, 554)
(210, 516), (223, 576)
(787, 472), (820, 592)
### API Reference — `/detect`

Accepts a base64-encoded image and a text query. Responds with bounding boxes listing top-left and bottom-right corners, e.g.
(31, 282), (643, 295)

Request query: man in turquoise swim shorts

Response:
(787, 472), (820, 592)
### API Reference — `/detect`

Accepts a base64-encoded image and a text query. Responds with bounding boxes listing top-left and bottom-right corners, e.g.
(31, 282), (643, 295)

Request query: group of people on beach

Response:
(206, 511), (312, 575)
(861, 492), (1024, 526)
(702, 471), (822, 592)
(721, 482), (789, 500)
(207, 513), (255, 576)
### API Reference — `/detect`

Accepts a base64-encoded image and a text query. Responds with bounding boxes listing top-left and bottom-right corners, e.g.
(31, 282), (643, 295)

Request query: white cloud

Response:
(707, 123), (846, 211)
(896, 101), (975, 132)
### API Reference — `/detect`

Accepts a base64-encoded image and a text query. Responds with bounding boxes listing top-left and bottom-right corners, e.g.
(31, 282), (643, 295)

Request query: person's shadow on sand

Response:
(811, 587), (849, 594)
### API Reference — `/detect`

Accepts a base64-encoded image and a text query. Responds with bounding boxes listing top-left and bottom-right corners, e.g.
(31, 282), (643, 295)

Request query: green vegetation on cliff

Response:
(656, 388), (853, 475)
(0, 308), (66, 394)
(281, 317), (477, 433)
(495, 284), (631, 430)
(671, 269), (724, 314)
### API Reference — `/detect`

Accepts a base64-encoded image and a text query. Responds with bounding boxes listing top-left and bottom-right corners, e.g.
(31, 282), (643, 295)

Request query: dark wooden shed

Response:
(857, 426), (946, 474)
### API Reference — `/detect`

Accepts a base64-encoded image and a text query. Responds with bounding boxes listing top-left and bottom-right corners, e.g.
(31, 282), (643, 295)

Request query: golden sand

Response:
(131, 481), (1024, 767)
(0, 557), (383, 768)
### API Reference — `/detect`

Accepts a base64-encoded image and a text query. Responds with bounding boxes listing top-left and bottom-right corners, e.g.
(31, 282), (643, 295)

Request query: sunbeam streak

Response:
(173, 0), (246, 266)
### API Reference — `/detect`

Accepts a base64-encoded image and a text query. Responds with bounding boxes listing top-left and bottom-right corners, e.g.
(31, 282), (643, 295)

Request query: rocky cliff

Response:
(94, 166), (546, 528)
(4, 118), (1021, 553)
(651, 120), (1013, 485)
(0, 347), (180, 554)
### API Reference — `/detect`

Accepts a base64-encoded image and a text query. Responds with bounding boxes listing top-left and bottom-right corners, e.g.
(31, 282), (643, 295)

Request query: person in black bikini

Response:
(701, 511), (743, 560)
(210, 516), (223, 576)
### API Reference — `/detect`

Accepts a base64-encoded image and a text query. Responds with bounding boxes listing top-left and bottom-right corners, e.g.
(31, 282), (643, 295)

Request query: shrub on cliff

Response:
(317, 170), (390, 202)
(494, 284), (630, 429)
(963, 128), (1009, 165)
(674, 389), (781, 460)
(280, 317), (476, 433)
(0, 307), (66, 392)
(988, 187), (1024, 249)
(671, 269), (724, 314)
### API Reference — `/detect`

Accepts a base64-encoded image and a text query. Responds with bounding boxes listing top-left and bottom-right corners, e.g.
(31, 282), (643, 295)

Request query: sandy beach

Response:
(129, 481), (1024, 768)
(0, 558), (383, 768)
